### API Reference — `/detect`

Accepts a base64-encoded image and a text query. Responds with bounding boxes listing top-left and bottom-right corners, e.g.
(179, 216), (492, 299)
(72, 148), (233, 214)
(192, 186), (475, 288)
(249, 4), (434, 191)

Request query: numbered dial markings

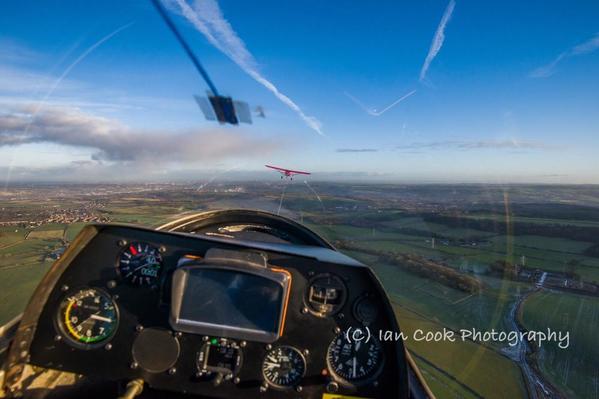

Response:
(57, 288), (118, 347)
(327, 333), (383, 384)
(262, 346), (306, 388)
(117, 242), (163, 286)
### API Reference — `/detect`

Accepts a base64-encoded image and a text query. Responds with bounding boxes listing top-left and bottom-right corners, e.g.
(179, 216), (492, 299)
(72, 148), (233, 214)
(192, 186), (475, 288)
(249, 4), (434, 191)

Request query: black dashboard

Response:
(6, 215), (409, 399)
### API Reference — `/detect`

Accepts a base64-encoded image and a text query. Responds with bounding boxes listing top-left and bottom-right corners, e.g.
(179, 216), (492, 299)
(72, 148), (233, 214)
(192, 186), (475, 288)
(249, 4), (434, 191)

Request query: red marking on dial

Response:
(129, 245), (138, 256)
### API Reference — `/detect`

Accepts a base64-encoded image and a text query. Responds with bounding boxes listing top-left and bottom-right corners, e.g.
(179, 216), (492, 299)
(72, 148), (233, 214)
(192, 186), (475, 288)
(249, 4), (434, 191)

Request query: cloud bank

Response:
(531, 32), (599, 78)
(419, 0), (456, 82)
(168, 0), (323, 135)
(0, 104), (281, 162)
(336, 148), (378, 153)
(396, 139), (553, 151)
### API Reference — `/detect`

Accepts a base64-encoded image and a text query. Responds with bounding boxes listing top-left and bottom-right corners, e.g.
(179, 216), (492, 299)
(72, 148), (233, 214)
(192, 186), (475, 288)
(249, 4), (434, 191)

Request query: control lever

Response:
(212, 372), (224, 387)
(117, 378), (144, 399)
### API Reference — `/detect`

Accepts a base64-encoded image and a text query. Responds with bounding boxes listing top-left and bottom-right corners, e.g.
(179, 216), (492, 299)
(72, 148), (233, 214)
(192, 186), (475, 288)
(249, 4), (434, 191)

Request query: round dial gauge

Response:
(262, 346), (306, 388)
(305, 274), (347, 317)
(57, 288), (118, 348)
(353, 295), (379, 325)
(117, 242), (163, 286)
(327, 333), (384, 384)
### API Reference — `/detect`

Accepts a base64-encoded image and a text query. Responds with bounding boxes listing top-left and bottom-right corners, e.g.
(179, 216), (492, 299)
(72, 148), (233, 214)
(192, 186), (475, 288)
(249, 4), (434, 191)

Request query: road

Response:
(503, 284), (564, 399)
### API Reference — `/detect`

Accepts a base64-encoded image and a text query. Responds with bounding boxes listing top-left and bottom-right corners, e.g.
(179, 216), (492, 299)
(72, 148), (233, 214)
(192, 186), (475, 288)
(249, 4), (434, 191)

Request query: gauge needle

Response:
(125, 260), (153, 278)
(263, 362), (280, 368)
(352, 357), (357, 378)
(90, 314), (112, 323)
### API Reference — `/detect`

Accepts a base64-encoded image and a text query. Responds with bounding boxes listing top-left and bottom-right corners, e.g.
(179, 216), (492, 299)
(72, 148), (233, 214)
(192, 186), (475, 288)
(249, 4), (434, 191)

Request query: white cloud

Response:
(419, 0), (456, 82)
(0, 104), (282, 163)
(168, 0), (323, 135)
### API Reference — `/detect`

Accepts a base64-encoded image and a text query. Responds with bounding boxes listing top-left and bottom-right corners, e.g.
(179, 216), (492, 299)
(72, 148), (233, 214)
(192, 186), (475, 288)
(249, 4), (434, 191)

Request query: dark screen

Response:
(179, 269), (283, 333)
(206, 345), (237, 370)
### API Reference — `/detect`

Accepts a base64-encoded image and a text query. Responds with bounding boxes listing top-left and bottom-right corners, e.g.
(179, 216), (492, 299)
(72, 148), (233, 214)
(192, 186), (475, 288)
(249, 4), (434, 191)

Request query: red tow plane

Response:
(265, 164), (311, 180)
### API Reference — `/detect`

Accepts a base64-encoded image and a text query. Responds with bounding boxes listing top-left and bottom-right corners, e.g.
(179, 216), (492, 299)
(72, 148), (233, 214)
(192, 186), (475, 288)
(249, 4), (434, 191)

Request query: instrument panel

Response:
(24, 224), (408, 398)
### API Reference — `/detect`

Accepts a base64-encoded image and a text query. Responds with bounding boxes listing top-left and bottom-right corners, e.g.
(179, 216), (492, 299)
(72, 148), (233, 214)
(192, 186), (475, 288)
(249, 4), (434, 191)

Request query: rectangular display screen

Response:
(172, 267), (287, 341)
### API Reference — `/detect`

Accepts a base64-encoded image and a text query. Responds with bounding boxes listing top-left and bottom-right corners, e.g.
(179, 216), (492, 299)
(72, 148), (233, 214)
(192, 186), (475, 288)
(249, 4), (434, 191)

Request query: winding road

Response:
(503, 285), (563, 399)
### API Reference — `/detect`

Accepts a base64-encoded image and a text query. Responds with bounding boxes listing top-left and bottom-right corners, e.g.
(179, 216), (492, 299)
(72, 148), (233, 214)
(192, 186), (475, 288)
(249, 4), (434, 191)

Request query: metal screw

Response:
(296, 386), (303, 393)
(265, 344), (272, 350)
(301, 307), (309, 314)
(54, 335), (62, 342)
(135, 325), (144, 332)
(334, 327), (341, 334)
(118, 240), (127, 247)
(239, 341), (247, 348)
(104, 343), (112, 351)
(202, 336), (209, 342)
(233, 377), (240, 384)
(107, 280), (117, 289)
(168, 367), (177, 375)
(174, 331), (182, 338)
(326, 381), (339, 393)
(61, 285), (69, 292)
(338, 313), (345, 319)
(159, 246), (166, 253)
(303, 349), (310, 356)
(130, 362), (139, 369)
(259, 383), (268, 393)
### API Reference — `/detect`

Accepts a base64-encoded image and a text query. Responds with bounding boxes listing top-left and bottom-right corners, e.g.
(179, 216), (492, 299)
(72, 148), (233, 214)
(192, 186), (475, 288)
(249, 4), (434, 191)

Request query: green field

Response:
(0, 261), (53, 326)
(0, 236), (57, 325)
(27, 228), (64, 240)
(320, 213), (599, 282)
(520, 291), (599, 399)
(64, 222), (88, 242)
(395, 305), (527, 399)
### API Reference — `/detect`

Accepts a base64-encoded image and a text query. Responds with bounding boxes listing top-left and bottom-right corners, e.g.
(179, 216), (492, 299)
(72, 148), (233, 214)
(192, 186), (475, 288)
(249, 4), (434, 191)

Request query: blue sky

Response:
(1, 0), (599, 183)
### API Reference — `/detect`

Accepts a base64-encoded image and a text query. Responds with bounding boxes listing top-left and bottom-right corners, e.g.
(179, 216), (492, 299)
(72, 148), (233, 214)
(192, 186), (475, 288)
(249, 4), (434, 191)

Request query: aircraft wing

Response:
(287, 169), (311, 175)
(265, 165), (311, 175)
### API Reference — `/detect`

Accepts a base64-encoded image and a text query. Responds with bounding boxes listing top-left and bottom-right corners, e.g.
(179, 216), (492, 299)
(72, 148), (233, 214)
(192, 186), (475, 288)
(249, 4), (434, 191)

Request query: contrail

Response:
(419, 0), (455, 82)
(41, 22), (135, 108)
(344, 91), (374, 115)
(344, 89), (416, 116)
(2, 22), (134, 192)
(169, 0), (323, 136)
(375, 90), (417, 114)
(277, 182), (289, 215)
(196, 165), (240, 192)
(304, 180), (325, 211)
(531, 32), (599, 78)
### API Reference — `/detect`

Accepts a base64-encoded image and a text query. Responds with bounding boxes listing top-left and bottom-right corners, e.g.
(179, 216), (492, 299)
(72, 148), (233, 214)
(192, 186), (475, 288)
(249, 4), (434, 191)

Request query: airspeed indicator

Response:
(262, 346), (306, 389)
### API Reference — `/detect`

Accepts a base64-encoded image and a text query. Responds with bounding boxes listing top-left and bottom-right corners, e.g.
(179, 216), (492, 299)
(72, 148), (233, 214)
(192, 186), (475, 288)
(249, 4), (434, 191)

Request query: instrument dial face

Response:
(262, 346), (306, 388)
(327, 333), (383, 384)
(305, 274), (347, 317)
(354, 295), (379, 325)
(57, 288), (118, 348)
(117, 242), (163, 286)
